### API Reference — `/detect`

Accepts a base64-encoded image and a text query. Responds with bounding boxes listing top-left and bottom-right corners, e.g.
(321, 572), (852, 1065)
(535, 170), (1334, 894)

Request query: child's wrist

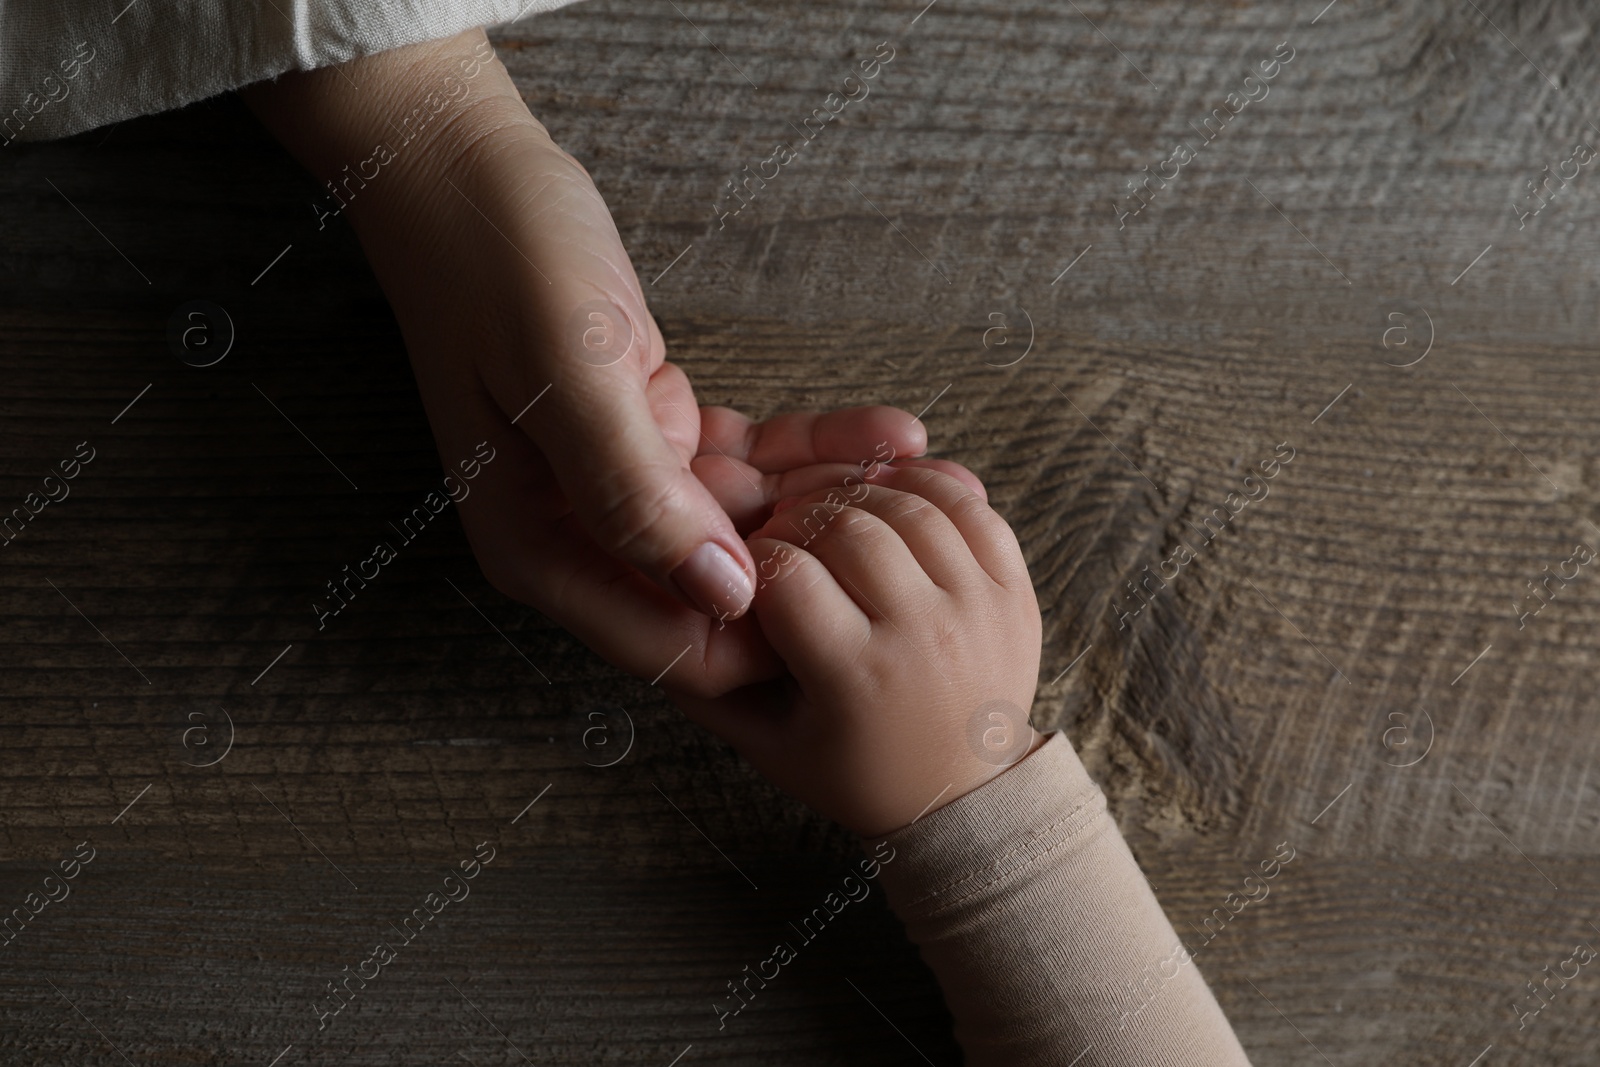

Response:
(921, 726), (1050, 823)
(846, 726), (1049, 839)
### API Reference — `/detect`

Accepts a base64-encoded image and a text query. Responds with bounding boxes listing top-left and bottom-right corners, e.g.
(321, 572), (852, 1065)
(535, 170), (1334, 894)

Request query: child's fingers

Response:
(745, 537), (872, 674)
(890, 458), (989, 502)
(753, 498), (935, 618)
(822, 465), (1029, 591)
(693, 454), (988, 534)
(776, 481), (981, 595)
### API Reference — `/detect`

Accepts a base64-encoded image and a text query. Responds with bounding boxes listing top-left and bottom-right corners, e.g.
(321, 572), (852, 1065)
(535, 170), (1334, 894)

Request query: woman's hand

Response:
(242, 29), (976, 696)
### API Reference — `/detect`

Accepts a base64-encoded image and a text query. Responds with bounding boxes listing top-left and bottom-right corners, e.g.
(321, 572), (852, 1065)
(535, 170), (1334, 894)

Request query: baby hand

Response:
(674, 466), (1042, 837)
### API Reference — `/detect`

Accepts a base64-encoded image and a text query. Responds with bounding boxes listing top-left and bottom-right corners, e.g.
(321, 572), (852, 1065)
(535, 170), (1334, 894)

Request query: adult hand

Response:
(244, 28), (978, 696)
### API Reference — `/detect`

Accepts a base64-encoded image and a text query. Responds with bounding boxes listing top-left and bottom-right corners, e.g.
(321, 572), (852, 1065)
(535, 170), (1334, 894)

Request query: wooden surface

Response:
(4, 0), (1600, 1062)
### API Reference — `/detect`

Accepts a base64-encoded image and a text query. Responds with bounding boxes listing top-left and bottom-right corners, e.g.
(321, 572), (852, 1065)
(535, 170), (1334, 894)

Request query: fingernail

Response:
(671, 542), (755, 620)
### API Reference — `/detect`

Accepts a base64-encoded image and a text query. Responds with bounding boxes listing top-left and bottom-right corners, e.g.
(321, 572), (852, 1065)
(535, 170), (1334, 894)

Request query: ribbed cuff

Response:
(870, 732), (1104, 918)
(860, 732), (1254, 1067)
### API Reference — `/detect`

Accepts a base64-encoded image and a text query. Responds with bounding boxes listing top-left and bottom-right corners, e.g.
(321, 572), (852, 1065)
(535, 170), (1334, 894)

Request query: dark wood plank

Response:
(3, 0), (1600, 1062)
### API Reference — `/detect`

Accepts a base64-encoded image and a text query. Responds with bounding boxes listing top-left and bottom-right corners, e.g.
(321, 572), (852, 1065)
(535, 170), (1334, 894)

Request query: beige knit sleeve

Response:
(869, 732), (1253, 1067)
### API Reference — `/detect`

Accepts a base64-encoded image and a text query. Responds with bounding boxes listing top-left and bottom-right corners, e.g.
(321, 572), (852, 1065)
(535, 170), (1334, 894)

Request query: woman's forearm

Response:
(240, 28), (541, 262)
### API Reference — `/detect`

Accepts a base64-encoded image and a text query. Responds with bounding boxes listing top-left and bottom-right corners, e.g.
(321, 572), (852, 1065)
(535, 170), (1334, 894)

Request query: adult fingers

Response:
(695, 455), (988, 535)
(443, 396), (783, 697)
(699, 404), (928, 472)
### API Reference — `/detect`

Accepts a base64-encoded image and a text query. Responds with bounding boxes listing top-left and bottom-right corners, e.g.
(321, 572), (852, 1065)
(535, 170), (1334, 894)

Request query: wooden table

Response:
(3, 0), (1598, 1062)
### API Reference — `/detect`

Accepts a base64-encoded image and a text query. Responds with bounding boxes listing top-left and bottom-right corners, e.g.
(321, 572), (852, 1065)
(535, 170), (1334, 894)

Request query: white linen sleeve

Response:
(0, 0), (583, 144)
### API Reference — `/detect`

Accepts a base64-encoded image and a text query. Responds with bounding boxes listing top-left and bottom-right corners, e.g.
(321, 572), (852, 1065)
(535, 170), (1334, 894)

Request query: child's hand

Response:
(674, 466), (1043, 838)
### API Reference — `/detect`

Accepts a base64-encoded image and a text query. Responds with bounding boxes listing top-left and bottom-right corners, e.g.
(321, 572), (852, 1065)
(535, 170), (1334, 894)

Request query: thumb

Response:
(533, 346), (757, 619)
(446, 102), (757, 619)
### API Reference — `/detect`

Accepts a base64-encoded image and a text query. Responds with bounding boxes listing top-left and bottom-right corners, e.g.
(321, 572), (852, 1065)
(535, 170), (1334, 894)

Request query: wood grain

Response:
(3, 0), (1600, 1062)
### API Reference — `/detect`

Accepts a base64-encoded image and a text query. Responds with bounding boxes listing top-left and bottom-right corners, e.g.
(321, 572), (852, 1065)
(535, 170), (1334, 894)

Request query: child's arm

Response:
(675, 466), (1252, 1065)
(868, 732), (1253, 1065)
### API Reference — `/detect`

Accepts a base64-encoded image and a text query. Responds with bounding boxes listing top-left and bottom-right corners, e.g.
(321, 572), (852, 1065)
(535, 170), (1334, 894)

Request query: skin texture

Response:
(676, 465), (1045, 837)
(241, 29), (984, 698)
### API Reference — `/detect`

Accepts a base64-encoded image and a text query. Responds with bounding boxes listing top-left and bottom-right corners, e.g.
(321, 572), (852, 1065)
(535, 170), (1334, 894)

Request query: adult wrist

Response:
(242, 28), (534, 241)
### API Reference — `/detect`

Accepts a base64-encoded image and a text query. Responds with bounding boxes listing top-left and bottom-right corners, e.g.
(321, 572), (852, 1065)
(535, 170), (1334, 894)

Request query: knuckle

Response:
(889, 464), (947, 493)
(551, 144), (593, 183)
(829, 507), (881, 542)
(930, 612), (965, 658)
(880, 490), (935, 523)
(431, 94), (539, 178)
(950, 491), (1000, 530)
(780, 503), (836, 544)
(531, 156), (606, 214)
(587, 473), (683, 562)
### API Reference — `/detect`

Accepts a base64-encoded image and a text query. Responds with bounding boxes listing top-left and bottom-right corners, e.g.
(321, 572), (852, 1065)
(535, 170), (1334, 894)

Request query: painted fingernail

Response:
(671, 542), (754, 619)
